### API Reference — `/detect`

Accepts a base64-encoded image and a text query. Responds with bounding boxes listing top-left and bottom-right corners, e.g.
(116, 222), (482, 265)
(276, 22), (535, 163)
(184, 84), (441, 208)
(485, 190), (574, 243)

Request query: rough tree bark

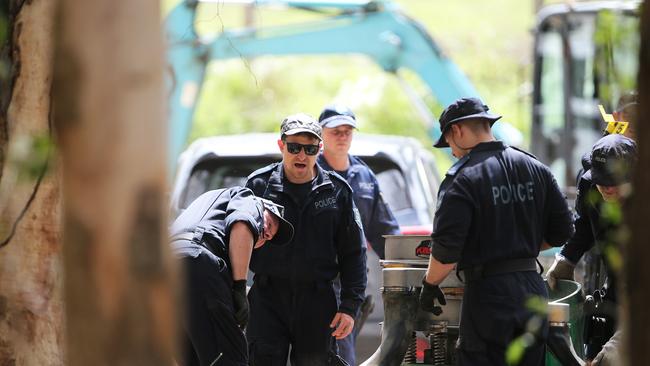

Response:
(626, 1), (650, 364)
(0, 1), (63, 365)
(52, 0), (175, 365)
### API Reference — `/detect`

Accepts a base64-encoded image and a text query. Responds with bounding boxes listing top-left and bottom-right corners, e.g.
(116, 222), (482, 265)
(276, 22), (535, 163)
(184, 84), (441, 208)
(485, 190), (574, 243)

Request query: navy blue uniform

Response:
(318, 154), (400, 259)
(245, 162), (366, 366)
(170, 187), (265, 366)
(318, 154), (399, 365)
(431, 141), (573, 365)
(561, 164), (620, 302)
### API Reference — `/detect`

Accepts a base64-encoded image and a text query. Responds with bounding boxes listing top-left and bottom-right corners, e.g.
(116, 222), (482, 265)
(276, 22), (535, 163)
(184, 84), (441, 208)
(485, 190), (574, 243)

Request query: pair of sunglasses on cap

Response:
(285, 142), (320, 156)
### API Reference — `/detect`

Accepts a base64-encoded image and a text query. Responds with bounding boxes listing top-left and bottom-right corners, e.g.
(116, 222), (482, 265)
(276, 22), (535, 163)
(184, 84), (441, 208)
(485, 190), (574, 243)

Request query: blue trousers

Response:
(333, 278), (356, 365)
(179, 251), (248, 366)
(246, 275), (339, 366)
(457, 272), (548, 366)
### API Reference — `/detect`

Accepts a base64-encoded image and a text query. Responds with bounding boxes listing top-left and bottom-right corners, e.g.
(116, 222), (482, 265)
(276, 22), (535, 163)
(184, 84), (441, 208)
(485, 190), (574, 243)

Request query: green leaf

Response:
(506, 333), (535, 365)
(506, 337), (526, 365)
(525, 296), (548, 315)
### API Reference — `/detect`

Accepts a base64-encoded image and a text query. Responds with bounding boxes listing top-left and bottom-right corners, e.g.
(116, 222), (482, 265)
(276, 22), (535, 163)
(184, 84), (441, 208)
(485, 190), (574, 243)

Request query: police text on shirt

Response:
(491, 182), (534, 205)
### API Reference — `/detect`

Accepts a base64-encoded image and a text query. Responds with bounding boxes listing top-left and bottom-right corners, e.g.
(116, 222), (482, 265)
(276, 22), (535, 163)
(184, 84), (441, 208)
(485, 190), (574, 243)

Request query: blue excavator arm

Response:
(165, 0), (521, 169)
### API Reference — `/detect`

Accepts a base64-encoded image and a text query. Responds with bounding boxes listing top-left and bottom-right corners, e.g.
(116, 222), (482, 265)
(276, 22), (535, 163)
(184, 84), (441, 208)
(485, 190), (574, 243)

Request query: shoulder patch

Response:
(247, 162), (280, 180)
(509, 146), (539, 161)
(446, 155), (470, 176)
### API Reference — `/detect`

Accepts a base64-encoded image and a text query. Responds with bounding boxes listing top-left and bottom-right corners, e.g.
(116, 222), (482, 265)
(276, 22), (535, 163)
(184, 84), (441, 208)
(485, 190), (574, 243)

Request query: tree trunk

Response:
(0, 1), (63, 365)
(52, 0), (175, 365)
(626, 1), (650, 364)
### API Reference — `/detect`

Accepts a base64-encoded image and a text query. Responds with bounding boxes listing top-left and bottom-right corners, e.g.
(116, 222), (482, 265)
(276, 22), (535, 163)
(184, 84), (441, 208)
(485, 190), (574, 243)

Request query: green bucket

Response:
(545, 279), (585, 365)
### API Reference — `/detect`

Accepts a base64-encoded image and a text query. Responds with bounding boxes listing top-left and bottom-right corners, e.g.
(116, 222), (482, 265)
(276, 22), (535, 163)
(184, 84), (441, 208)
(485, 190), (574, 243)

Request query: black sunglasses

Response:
(285, 142), (320, 156)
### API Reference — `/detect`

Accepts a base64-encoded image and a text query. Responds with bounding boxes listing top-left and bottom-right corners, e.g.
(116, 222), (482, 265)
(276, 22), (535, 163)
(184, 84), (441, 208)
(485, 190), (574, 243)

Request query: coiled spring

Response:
(403, 331), (417, 363)
(429, 323), (448, 365)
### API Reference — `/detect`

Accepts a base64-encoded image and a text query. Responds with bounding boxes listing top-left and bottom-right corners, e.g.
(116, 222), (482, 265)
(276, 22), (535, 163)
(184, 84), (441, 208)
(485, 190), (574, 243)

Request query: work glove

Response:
(419, 278), (446, 316)
(546, 254), (576, 290)
(232, 280), (249, 328)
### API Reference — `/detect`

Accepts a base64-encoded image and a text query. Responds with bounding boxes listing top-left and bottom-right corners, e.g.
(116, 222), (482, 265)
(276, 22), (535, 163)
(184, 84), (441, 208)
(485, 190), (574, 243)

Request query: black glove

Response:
(419, 278), (446, 315)
(232, 280), (249, 328)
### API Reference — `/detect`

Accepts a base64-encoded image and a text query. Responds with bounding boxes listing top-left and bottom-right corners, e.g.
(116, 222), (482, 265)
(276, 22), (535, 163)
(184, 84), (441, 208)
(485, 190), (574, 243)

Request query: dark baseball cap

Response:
(434, 97), (502, 148)
(256, 197), (294, 246)
(280, 113), (322, 141)
(318, 104), (357, 129)
(584, 134), (637, 186)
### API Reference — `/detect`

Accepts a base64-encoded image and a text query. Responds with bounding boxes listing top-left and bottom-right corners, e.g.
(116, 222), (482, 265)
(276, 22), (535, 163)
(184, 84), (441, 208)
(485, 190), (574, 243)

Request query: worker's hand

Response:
(419, 278), (446, 315)
(330, 312), (354, 340)
(232, 280), (249, 328)
(590, 330), (621, 366)
(546, 254), (575, 290)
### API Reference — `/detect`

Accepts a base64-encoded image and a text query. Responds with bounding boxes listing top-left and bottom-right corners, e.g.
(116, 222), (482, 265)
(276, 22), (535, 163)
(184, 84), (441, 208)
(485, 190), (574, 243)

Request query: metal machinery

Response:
(362, 235), (586, 366)
(361, 235), (462, 366)
(164, 0), (522, 172)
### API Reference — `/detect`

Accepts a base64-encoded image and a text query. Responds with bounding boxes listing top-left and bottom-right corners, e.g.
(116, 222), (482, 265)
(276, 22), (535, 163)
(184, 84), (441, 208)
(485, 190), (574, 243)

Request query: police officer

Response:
(317, 104), (400, 365)
(170, 187), (294, 366)
(418, 97), (574, 366)
(574, 92), (637, 188)
(245, 113), (367, 365)
(547, 134), (637, 365)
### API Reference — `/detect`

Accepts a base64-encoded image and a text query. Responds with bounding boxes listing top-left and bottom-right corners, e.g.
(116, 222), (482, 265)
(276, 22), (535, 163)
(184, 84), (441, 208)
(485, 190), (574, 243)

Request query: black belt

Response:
(170, 231), (228, 260)
(254, 274), (332, 290)
(461, 258), (540, 282)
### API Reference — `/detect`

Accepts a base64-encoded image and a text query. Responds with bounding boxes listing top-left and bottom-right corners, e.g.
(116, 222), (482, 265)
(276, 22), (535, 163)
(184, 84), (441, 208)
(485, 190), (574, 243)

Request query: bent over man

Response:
(245, 113), (367, 366)
(419, 98), (574, 366)
(170, 187), (293, 366)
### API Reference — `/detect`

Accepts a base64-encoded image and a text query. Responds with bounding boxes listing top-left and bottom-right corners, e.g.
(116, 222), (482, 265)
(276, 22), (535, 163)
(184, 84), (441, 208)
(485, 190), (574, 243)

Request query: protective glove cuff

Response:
(420, 277), (446, 305)
(232, 279), (247, 292)
(421, 278), (438, 291)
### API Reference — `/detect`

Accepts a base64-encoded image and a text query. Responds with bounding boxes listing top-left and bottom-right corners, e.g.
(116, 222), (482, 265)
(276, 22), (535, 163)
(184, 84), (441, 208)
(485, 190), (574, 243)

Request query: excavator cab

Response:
(531, 1), (640, 191)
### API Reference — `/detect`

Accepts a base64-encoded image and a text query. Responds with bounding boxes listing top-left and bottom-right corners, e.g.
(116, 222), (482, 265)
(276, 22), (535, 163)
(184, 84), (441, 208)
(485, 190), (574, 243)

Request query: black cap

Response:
(318, 104), (357, 129)
(434, 97), (502, 148)
(584, 134), (637, 186)
(256, 197), (294, 246)
(280, 113), (322, 141)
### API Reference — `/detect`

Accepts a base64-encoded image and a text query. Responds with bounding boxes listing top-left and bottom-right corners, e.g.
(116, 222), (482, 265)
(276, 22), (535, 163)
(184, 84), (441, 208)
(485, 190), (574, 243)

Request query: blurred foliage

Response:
(505, 295), (548, 365)
(525, 295), (549, 315)
(506, 333), (535, 366)
(164, 0), (540, 172)
(594, 9), (640, 112)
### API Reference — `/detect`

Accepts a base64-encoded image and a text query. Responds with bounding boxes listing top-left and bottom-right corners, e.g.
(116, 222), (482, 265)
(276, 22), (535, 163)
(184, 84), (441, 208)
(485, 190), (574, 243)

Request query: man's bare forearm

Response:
(228, 222), (255, 281)
(425, 256), (456, 285)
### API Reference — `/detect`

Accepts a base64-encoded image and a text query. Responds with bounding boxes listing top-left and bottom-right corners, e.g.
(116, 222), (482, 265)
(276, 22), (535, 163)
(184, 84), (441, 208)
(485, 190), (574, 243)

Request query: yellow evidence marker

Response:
(599, 104), (629, 135)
